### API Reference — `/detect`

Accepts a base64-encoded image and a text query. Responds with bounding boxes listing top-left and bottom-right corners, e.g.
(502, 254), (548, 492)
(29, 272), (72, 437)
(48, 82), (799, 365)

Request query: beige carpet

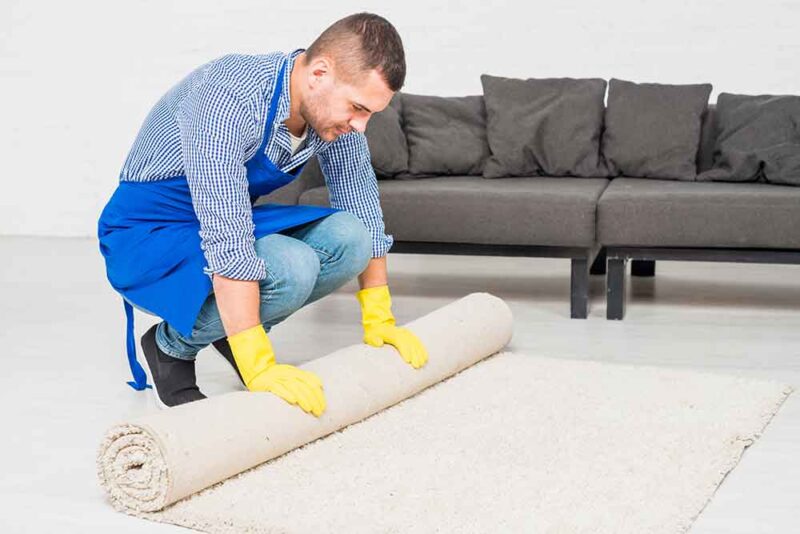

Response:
(97, 294), (791, 533)
(137, 352), (789, 533)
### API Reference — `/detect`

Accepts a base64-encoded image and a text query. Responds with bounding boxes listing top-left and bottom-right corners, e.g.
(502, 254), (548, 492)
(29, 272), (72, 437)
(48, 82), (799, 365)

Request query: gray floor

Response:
(1, 235), (798, 533)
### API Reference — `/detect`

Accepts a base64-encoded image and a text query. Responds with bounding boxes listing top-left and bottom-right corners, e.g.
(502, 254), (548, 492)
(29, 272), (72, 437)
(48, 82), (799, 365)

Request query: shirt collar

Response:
(273, 48), (330, 154)
(274, 48), (303, 124)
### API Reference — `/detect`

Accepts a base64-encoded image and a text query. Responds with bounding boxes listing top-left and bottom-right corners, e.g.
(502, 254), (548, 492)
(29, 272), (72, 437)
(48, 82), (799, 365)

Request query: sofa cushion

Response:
(256, 157), (325, 205)
(601, 79), (712, 180)
(401, 94), (490, 176)
(598, 178), (800, 248)
(364, 93), (407, 177)
(696, 92), (800, 186)
(696, 104), (718, 174)
(480, 74), (608, 178)
(299, 176), (609, 247)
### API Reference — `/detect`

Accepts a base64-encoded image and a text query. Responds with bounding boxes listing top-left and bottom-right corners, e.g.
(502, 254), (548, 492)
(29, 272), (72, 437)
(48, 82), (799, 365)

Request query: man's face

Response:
(300, 58), (394, 142)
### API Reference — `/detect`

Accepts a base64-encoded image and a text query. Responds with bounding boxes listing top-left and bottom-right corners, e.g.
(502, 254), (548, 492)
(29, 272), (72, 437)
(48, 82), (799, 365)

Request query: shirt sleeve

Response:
(316, 131), (394, 257)
(176, 81), (267, 281)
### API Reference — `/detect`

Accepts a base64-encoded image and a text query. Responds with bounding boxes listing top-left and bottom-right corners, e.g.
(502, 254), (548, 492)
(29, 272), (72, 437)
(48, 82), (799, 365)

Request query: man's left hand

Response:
(356, 285), (428, 369)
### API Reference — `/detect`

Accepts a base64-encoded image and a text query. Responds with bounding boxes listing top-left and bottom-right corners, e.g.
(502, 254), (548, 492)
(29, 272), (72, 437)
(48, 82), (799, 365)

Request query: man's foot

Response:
(211, 338), (245, 386)
(140, 325), (206, 408)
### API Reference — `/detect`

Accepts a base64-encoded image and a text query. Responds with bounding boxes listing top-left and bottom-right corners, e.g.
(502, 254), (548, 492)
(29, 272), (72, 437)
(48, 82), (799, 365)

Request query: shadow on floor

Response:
(628, 276), (800, 312)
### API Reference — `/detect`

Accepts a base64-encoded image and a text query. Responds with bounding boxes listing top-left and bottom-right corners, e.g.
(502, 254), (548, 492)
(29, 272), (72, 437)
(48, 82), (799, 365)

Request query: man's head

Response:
(295, 13), (406, 142)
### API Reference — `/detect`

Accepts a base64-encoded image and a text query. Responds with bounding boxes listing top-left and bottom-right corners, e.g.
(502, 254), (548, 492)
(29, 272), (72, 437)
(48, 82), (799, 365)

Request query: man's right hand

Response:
(227, 324), (326, 417)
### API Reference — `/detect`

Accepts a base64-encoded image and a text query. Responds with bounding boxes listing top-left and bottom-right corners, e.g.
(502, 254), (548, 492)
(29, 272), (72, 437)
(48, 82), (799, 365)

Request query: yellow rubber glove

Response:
(227, 324), (326, 417)
(356, 285), (428, 369)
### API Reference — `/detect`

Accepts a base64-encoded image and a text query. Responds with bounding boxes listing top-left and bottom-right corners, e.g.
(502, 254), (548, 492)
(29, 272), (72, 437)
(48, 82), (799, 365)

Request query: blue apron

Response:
(98, 59), (339, 391)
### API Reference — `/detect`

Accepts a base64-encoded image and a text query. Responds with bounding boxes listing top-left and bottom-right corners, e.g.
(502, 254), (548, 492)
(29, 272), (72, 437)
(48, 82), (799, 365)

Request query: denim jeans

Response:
(129, 211), (372, 360)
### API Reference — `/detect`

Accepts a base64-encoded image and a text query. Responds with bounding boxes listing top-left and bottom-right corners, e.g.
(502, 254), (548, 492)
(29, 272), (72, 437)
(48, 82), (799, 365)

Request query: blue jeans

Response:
(131, 211), (372, 360)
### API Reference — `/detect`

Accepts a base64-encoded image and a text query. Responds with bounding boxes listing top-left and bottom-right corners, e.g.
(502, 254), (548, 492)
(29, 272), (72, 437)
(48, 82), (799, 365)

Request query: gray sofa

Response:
(259, 80), (800, 320)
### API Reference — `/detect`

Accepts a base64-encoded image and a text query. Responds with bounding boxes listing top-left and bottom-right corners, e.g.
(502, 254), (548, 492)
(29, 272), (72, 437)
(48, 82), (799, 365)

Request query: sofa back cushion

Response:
(601, 78), (712, 181)
(401, 93), (490, 176)
(364, 93), (408, 177)
(696, 93), (800, 186)
(480, 74), (608, 178)
(696, 104), (718, 174)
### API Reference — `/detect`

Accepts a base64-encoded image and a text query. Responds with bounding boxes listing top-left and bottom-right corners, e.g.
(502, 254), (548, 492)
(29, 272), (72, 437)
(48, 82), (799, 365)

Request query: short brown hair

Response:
(305, 13), (406, 91)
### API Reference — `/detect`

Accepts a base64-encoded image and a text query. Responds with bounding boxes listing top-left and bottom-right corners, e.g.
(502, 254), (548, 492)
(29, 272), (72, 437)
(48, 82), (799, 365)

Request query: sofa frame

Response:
(604, 247), (800, 320)
(391, 241), (604, 319)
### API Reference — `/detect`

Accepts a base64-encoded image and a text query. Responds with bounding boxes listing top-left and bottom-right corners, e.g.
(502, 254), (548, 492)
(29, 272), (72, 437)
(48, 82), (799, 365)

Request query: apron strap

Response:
(254, 59), (287, 156)
(123, 299), (152, 390)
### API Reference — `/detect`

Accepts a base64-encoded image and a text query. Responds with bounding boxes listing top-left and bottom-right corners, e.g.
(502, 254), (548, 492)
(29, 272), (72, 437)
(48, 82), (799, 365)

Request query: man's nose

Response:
(348, 116), (369, 134)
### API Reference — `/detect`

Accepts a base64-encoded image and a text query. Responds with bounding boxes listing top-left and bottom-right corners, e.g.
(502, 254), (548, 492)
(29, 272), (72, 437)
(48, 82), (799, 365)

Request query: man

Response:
(97, 13), (428, 416)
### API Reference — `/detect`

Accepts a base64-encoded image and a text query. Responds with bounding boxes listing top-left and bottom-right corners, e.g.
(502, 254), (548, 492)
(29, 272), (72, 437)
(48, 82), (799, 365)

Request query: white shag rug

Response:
(139, 352), (791, 533)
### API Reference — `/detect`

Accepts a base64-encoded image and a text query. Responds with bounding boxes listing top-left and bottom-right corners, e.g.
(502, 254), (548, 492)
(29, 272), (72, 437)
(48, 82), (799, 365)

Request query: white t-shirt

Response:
(289, 125), (308, 155)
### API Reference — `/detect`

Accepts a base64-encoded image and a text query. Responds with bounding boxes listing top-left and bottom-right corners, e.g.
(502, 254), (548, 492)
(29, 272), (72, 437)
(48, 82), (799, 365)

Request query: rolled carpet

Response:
(97, 292), (513, 513)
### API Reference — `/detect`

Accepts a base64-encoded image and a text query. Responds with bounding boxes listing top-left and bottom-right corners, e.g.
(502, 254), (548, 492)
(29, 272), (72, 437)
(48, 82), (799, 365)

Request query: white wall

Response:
(1, 0), (798, 237)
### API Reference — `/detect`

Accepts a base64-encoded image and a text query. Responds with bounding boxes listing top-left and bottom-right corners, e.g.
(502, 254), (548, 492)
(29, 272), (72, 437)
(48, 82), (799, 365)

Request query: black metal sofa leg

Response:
(589, 248), (607, 275)
(607, 257), (627, 320)
(631, 259), (655, 277)
(570, 257), (589, 319)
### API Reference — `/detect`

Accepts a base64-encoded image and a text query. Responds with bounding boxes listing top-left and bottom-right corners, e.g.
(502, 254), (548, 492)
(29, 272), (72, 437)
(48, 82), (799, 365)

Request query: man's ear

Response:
(306, 56), (333, 88)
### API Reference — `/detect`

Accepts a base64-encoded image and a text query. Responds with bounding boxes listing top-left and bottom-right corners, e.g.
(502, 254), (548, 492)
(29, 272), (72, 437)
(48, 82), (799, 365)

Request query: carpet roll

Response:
(97, 292), (513, 513)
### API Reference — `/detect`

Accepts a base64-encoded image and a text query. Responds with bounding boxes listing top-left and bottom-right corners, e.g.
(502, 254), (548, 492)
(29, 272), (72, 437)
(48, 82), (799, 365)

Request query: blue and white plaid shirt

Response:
(119, 48), (393, 281)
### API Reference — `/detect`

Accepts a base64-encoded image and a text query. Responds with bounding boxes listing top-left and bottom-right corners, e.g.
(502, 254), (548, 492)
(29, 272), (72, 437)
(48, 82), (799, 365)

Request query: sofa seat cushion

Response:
(598, 178), (800, 248)
(298, 176), (609, 247)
